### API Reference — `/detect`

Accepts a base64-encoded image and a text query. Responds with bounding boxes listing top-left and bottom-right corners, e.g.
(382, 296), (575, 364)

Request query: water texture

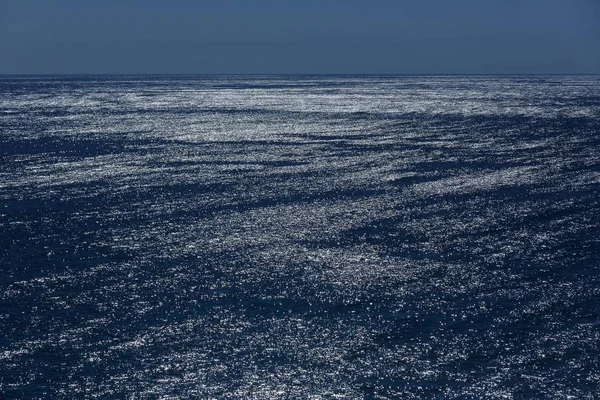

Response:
(1, 75), (599, 399)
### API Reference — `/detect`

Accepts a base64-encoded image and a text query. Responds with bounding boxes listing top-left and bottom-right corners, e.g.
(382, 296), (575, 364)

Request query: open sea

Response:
(1, 75), (599, 399)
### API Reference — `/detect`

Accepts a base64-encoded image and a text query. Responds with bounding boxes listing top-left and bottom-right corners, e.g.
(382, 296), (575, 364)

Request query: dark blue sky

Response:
(1, 0), (599, 74)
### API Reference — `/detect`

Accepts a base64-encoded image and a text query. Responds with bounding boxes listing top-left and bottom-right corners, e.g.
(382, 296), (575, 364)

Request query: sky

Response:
(0, 0), (599, 74)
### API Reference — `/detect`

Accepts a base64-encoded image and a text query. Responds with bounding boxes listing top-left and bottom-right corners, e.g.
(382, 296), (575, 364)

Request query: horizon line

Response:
(1, 73), (600, 77)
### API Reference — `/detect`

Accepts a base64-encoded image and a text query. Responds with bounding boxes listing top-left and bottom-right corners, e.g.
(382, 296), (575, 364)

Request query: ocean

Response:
(1, 75), (599, 398)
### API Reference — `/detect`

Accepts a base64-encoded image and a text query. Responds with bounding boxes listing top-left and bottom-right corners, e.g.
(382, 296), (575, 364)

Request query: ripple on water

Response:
(1, 75), (599, 399)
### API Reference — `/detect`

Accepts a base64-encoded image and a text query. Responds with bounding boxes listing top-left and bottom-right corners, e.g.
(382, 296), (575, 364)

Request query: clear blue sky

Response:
(1, 0), (598, 74)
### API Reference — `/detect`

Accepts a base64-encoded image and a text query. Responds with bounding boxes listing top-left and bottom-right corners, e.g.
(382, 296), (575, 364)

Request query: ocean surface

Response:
(1, 75), (599, 399)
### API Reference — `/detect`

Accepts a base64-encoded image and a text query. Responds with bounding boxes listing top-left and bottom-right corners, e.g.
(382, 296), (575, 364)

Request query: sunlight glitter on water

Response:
(1, 75), (599, 399)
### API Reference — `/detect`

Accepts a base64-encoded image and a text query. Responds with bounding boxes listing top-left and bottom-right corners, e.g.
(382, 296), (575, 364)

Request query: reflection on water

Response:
(1, 75), (599, 398)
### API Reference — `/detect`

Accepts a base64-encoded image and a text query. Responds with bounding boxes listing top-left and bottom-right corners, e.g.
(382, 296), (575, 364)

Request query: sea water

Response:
(1, 75), (599, 398)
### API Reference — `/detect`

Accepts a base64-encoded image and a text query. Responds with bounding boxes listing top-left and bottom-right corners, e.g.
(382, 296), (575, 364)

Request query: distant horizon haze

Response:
(1, 0), (599, 74)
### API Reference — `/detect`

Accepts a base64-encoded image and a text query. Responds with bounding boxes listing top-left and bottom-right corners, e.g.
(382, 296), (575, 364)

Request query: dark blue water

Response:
(1, 75), (599, 399)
